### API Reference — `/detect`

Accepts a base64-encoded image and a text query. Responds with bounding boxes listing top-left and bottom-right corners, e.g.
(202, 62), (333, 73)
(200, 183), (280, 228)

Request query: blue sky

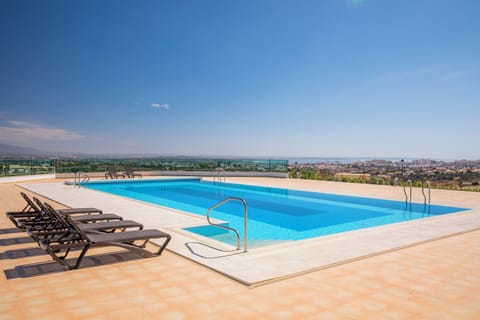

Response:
(0, 0), (479, 159)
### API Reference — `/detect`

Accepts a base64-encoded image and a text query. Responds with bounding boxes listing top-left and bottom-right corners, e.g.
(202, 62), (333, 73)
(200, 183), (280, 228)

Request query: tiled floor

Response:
(19, 177), (480, 285)
(1, 180), (480, 319)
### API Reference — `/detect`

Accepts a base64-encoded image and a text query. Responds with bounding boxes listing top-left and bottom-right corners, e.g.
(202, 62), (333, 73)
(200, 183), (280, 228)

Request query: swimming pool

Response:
(85, 178), (467, 247)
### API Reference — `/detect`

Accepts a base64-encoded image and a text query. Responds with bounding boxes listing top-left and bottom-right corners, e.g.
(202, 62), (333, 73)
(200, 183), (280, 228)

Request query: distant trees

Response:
(288, 166), (480, 192)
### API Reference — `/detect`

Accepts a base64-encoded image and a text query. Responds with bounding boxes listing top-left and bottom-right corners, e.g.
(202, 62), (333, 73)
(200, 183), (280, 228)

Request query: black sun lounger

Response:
(123, 166), (142, 178)
(32, 197), (123, 223)
(22, 198), (126, 239)
(40, 213), (171, 270)
(31, 196), (103, 216)
(6, 192), (44, 228)
(46, 202), (142, 232)
(31, 199), (127, 228)
(28, 202), (144, 244)
(7, 192), (109, 230)
(104, 166), (126, 179)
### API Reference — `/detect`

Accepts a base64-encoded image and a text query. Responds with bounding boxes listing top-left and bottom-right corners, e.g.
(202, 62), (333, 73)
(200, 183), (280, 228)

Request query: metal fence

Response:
(1, 159), (56, 176)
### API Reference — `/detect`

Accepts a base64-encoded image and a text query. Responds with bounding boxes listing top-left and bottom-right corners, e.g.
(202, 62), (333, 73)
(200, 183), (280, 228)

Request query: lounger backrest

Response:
(32, 197), (49, 218)
(37, 200), (70, 230)
(64, 213), (90, 240)
(124, 166), (133, 174)
(21, 192), (41, 212)
(46, 202), (70, 227)
(107, 166), (118, 174)
(39, 202), (88, 239)
(32, 197), (47, 213)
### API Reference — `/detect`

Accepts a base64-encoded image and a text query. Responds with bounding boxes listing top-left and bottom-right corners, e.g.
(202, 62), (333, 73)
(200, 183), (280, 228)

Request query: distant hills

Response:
(0, 143), (224, 159)
(0, 144), (158, 158)
(0, 144), (51, 157)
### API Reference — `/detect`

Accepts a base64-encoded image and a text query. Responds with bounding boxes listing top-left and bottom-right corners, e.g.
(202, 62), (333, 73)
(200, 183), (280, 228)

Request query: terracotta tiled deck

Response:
(1, 180), (480, 319)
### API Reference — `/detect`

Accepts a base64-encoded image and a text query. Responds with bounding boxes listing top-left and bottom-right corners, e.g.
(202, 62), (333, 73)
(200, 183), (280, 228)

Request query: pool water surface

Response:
(85, 179), (467, 247)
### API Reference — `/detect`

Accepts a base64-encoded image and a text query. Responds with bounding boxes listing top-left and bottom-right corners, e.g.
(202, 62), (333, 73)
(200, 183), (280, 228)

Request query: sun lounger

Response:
(6, 192), (109, 230)
(28, 202), (143, 244)
(58, 207), (103, 215)
(123, 166), (142, 178)
(33, 197), (124, 224)
(6, 192), (44, 228)
(104, 166), (126, 179)
(40, 213), (171, 270)
(45, 202), (142, 232)
(19, 198), (125, 237)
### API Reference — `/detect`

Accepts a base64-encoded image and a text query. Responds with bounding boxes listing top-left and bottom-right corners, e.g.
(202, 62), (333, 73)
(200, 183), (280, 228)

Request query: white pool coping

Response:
(19, 177), (480, 285)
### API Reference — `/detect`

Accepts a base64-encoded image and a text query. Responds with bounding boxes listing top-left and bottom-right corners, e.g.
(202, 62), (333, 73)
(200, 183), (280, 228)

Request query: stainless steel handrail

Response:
(403, 179), (412, 204)
(206, 197), (248, 252)
(213, 168), (225, 183)
(74, 172), (90, 187)
(74, 172), (79, 186)
(422, 180), (431, 205)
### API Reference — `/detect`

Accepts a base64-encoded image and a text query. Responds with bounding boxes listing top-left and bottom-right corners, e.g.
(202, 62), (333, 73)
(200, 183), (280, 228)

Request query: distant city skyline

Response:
(1, 0), (479, 159)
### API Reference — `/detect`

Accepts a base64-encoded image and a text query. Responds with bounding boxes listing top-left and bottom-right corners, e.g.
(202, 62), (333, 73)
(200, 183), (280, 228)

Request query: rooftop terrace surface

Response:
(18, 177), (480, 285)
(1, 178), (480, 319)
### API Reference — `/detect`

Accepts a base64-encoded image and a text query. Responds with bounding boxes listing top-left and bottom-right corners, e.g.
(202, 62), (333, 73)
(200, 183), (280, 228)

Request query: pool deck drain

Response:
(19, 177), (480, 286)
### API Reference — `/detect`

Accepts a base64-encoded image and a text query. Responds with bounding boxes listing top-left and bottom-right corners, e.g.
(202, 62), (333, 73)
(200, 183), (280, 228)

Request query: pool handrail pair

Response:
(212, 168), (226, 183)
(74, 171), (89, 187)
(403, 179), (431, 206)
(206, 197), (248, 252)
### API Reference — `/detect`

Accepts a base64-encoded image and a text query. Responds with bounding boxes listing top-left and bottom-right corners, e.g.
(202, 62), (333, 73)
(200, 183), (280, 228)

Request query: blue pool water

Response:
(85, 179), (468, 246)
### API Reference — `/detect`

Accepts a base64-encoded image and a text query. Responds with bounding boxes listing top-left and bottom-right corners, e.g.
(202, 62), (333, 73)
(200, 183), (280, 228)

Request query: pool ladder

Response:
(403, 179), (431, 206)
(403, 180), (413, 205)
(213, 168), (226, 183)
(74, 171), (90, 187)
(206, 197), (248, 252)
(421, 180), (431, 205)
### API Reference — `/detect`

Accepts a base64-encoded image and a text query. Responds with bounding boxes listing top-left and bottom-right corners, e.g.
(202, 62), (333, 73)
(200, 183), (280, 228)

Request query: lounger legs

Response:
(41, 236), (171, 270)
(151, 235), (171, 256)
(73, 243), (91, 270)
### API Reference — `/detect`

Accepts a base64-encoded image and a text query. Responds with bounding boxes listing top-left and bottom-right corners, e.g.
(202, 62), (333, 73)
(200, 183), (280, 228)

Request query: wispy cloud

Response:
(0, 120), (86, 143)
(151, 103), (170, 110)
(377, 62), (480, 83)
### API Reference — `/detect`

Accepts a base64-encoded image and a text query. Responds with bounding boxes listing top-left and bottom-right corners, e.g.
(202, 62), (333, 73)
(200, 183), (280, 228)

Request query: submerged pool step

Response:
(185, 224), (231, 237)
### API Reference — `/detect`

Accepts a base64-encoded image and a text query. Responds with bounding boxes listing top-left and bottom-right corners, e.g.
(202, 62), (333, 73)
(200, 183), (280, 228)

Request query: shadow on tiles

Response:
(0, 247), (46, 259)
(0, 227), (23, 235)
(4, 251), (144, 279)
(0, 236), (35, 246)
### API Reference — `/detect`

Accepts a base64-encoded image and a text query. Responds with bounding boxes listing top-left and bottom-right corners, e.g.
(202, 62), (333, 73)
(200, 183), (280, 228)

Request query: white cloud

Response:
(8, 120), (42, 128)
(151, 103), (170, 110)
(0, 120), (86, 143)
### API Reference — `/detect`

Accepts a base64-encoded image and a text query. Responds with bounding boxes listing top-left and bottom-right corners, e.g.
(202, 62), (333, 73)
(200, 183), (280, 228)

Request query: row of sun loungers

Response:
(105, 166), (142, 179)
(5, 192), (171, 270)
